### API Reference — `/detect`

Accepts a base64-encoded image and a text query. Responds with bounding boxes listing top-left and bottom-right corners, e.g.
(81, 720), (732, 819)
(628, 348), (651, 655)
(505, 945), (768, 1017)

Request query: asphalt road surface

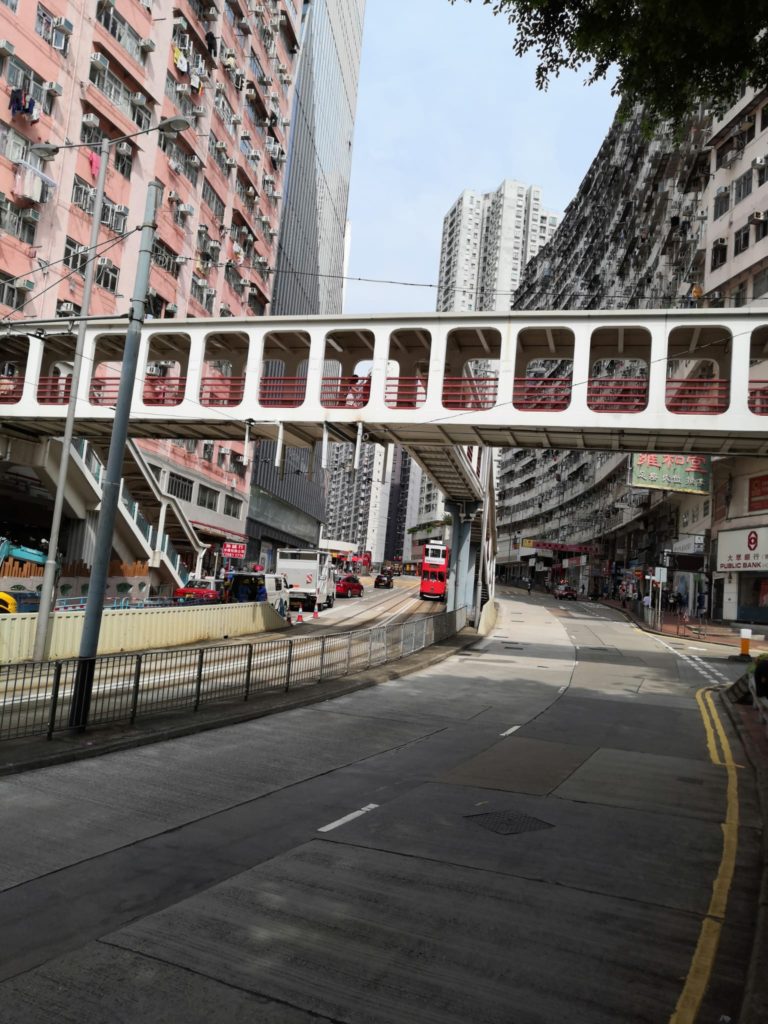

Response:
(0, 592), (760, 1023)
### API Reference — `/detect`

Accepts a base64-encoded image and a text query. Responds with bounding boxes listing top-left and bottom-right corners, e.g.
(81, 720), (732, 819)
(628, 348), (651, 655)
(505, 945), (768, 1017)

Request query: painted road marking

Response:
(558, 685), (568, 694)
(500, 725), (520, 736)
(318, 803), (379, 833)
(668, 690), (739, 1024)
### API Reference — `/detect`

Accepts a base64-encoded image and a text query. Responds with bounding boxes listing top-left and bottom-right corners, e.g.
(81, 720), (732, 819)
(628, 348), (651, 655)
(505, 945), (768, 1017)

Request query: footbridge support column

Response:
(445, 500), (480, 613)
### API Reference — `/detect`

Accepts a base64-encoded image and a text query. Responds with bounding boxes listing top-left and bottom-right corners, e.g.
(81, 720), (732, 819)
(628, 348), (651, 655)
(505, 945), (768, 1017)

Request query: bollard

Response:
(741, 628), (752, 658)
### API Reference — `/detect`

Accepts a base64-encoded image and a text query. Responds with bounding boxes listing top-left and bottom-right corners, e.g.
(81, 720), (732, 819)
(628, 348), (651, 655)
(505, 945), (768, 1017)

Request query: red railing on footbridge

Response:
(665, 379), (729, 414)
(37, 376), (72, 404)
(513, 377), (572, 411)
(748, 380), (768, 415)
(258, 376), (306, 408)
(442, 375), (498, 410)
(0, 376), (23, 403)
(320, 376), (371, 408)
(199, 377), (245, 406)
(384, 376), (426, 409)
(25, 371), (768, 417)
(587, 377), (648, 412)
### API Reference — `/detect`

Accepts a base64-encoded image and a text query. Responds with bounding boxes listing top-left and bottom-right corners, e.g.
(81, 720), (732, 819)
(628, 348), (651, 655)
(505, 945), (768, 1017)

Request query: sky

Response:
(342, 0), (620, 315)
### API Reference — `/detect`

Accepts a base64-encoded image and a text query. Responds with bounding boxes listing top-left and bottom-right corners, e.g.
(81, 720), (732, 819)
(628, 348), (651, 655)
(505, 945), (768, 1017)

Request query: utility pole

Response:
(32, 138), (110, 662)
(68, 182), (161, 730)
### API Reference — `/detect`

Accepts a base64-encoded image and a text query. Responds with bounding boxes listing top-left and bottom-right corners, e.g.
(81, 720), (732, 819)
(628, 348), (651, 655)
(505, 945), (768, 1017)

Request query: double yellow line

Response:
(669, 687), (740, 1024)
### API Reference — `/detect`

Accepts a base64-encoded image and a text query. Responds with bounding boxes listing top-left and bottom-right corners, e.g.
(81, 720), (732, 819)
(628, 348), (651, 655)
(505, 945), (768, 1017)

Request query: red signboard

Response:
(749, 474), (768, 512)
(221, 542), (246, 559)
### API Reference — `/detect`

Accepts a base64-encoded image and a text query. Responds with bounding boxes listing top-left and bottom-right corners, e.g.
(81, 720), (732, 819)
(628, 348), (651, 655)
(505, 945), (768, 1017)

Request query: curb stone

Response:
(719, 687), (768, 1024)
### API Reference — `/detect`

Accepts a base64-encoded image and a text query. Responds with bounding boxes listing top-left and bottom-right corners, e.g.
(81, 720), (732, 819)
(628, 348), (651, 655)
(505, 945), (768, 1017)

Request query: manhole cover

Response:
(465, 810), (555, 836)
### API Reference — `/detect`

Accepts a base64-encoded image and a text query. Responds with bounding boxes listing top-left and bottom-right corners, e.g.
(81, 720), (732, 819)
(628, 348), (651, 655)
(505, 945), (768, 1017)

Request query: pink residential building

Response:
(0, 0), (298, 588)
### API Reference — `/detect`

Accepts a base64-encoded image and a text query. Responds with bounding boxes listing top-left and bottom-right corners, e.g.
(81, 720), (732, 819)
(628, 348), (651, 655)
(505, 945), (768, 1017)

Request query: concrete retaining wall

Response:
(0, 601), (288, 664)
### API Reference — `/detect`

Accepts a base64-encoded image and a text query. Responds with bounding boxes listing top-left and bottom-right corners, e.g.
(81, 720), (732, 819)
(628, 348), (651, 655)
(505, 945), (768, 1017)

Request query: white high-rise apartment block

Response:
(408, 180), (560, 545)
(437, 181), (560, 312)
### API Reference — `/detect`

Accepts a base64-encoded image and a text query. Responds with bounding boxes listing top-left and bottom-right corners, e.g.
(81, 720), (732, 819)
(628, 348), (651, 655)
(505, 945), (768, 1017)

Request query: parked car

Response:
(374, 573), (393, 589)
(553, 583), (577, 600)
(173, 578), (222, 604)
(336, 574), (364, 598)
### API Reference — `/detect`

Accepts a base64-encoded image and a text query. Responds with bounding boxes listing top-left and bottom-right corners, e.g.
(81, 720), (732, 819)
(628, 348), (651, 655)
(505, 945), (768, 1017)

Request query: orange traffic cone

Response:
(313, 607), (319, 619)
(296, 610), (304, 623)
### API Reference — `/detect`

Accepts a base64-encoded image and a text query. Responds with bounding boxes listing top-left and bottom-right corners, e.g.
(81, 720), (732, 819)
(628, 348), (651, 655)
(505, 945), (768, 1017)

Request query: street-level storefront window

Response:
(738, 572), (768, 623)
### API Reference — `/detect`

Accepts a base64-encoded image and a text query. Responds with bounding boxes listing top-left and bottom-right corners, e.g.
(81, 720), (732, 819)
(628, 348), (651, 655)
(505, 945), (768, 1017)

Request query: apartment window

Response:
(88, 62), (150, 130)
(114, 145), (133, 180)
(735, 224), (751, 255)
(197, 484), (219, 511)
(6, 57), (54, 115)
(201, 179), (225, 220)
(163, 72), (198, 120)
(151, 238), (181, 277)
(63, 236), (88, 274)
(733, 281), (748, 307)
(213, 90), (236, 135)
(711, 241), (728, 270)
(95, 260), (119, 292)
(208, 130), (230, 175)
(1, 0), (18, 11)
(159, 129), (199, 186)
(36, 4), (69, 54)
(0, 271), (23, 308)
(734, 169), (753, 204)
(714, 191), (730, 219)
(754, 266), (768, 299)
(756, 218), (768, 242)
(0, 201), (38, 244)
(167, 472), (193, 501)
(96, 6), (146, 64)
(190, 274), (215, 312)
(223, 494), (242, 518)
(71, 176), (127, 232)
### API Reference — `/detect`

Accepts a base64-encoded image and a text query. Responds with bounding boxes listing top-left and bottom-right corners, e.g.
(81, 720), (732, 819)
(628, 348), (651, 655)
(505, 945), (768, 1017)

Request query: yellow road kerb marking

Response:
(669, 687), (740, 1024)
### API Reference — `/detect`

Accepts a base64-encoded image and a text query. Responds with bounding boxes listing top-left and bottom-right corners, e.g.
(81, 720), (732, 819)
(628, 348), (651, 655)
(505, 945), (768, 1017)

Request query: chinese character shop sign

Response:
(717, 528), (768, 571)
(630, 453), (711, 495)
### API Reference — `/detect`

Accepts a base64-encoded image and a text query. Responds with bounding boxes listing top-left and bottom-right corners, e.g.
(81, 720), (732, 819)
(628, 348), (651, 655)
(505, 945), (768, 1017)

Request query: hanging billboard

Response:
(630, 453), (711, 495)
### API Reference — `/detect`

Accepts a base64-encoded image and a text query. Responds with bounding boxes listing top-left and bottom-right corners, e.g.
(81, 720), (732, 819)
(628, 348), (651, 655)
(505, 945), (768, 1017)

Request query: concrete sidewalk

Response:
(599, 597), (768, 654)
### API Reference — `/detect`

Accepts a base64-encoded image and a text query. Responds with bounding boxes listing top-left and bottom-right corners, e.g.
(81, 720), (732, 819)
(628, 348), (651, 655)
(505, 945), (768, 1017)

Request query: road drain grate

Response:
(465, 810), (555, 836)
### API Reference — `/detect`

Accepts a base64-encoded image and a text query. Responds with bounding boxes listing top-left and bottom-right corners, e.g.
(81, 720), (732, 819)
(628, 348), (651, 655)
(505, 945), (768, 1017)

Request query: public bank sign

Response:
(717, 528), (768, 571)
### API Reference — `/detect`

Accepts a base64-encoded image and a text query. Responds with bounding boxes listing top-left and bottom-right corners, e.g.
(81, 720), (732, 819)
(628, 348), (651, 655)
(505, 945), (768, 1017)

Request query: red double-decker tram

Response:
(419, 542), (450, 601)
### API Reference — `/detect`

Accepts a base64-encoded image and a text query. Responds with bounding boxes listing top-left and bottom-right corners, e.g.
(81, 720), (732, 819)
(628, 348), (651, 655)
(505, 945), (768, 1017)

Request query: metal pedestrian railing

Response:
(0, 608), (467, 741)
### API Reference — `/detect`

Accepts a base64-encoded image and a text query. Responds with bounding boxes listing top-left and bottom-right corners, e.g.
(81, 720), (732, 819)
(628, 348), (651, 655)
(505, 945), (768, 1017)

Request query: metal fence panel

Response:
(370, 626), (387, 667)
(0, 660), (59, 740)
(82, 653), (139, 726)
(252, 638), (292, 694)
(348, 630), (372, 674)
(137, 647), (203, 716)
(320, 633), (351, 680)
(289, 637), (324, 688)
(0, 608), (466, 740)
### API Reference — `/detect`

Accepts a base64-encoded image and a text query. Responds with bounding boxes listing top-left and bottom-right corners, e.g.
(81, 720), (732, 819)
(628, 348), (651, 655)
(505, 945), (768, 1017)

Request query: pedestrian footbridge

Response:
(3, 307), (767, 619)
(1, 309), (767, 463)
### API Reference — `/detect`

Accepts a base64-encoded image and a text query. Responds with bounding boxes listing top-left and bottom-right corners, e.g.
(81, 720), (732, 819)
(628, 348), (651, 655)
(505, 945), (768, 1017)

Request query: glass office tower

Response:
(272, 0), (366, 315)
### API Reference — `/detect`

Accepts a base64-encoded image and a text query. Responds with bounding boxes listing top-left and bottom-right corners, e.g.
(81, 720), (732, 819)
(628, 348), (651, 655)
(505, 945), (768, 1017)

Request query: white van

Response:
(226, 571), (288, 617)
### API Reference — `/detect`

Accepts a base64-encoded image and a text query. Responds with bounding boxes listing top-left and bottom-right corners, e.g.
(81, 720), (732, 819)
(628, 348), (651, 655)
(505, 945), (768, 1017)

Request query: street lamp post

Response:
(69, 179), (162, 729)
(29, 117), (191, 664)
(31, 137), (109, 662)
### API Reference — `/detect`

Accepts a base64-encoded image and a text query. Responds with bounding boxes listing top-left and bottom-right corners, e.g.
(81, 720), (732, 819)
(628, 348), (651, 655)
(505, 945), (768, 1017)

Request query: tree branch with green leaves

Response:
(451, 0), (768, 125)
